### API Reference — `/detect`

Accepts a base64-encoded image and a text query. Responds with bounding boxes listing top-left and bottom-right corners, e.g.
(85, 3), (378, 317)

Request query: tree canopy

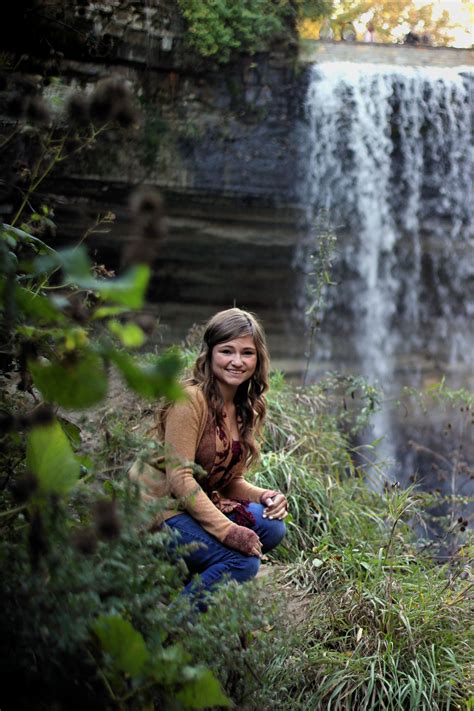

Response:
(299, 0), (464, 45)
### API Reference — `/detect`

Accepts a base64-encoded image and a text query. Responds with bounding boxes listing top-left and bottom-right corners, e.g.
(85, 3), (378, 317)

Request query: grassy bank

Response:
(251, 376), (474, 710)
(1, 368), (472, 710)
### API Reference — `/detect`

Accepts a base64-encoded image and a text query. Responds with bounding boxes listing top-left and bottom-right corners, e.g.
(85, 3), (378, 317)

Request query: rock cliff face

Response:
(4, 0), (304, 202)
(2, 2), (472, 382)
(1, 0), (308, 363)
(2, 3), (473, 482)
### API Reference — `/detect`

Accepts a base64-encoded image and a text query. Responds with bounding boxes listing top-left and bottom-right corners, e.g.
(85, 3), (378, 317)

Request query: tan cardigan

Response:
(129, 385), (277, 553)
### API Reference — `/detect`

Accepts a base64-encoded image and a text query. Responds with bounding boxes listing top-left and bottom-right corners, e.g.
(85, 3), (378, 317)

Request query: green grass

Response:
(248, 376), (474, 710)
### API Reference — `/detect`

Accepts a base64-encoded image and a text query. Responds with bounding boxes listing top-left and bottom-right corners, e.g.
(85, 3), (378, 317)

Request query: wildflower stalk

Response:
(302, 211), (337, 385)
(11, 130), (67, 226)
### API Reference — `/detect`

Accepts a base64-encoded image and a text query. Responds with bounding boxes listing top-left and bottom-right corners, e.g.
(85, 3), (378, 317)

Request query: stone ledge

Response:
(299, 39), (474, 67)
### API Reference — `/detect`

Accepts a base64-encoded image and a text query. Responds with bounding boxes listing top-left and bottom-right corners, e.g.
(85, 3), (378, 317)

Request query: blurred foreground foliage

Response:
(0, 71), (237, 711)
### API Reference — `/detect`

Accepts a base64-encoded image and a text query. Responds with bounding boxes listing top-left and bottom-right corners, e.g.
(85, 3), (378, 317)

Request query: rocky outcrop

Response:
(1, 0), (307, 369)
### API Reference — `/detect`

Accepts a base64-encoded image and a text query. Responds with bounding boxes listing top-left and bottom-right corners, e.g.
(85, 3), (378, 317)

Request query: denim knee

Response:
(262, 518), (286, 551)
(228, 552), (260, 583)
(246, 503), (286, 553)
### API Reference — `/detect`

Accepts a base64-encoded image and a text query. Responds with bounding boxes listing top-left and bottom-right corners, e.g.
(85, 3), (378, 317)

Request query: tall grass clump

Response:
(249, 374), (473, 711)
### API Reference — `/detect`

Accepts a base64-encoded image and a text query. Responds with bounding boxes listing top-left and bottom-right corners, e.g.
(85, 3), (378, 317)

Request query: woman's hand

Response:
(249, 537), (263, 558)
(223, 525), (262, 557)
(262, 493), (288, 520)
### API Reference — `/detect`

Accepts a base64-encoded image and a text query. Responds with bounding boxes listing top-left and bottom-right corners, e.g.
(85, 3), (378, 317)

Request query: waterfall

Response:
(302, 62), (473, 473)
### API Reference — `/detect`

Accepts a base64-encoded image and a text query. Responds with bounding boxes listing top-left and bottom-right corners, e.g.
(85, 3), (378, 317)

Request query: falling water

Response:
(302, 62), (473, 474)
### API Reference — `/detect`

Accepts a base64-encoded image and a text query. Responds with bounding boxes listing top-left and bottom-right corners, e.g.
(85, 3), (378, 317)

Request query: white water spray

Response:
(302, 62), (473, 473)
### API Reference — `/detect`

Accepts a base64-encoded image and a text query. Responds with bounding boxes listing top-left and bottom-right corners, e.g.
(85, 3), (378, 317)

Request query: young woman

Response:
(131, 308), (287, 608)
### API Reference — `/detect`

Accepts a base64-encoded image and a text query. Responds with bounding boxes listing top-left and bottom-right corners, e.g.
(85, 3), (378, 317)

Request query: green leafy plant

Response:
(177, 0), (291, 63)
(0, 473), (236, 710)
(0, 74), (235, 711)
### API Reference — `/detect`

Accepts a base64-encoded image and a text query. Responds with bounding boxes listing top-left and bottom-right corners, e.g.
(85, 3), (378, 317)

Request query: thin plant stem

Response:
(11, 134), (67, 226)
(0, 124), (22, 151)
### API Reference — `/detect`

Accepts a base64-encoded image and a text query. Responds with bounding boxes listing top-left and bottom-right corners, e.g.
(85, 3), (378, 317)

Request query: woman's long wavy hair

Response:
(158, 308), (270, 468)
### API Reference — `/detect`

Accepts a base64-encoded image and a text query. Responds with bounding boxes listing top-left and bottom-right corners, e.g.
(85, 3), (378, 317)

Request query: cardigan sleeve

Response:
(219, 473), (279, 505)
(165, 388), (256, 546)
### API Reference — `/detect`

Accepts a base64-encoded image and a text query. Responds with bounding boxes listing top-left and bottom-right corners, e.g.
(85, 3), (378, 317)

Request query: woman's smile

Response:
(211, 335), (257, 394)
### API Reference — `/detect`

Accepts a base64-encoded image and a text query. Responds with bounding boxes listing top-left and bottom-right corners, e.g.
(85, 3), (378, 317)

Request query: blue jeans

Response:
(165, 503), (286, 610)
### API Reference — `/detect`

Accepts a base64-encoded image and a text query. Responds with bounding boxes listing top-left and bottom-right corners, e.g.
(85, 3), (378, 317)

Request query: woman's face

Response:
(211, 335), (258, 393)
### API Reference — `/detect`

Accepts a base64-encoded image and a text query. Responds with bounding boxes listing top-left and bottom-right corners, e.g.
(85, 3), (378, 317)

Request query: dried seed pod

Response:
(94, 499), (121, 540)
(25, 96), (51, 125)
(11, 472), (39, 503)
(29, 403), (55, 427)
(122, 187), (166, 265)
(71, 526), (98, 555)
(65, 292), (89, 323)
(115, 103), (138, 129)
(129, 187), (164, 219)
(28, 509), (48, 569)
(135, 313), (156, 336)
(66, 92), (90, 127)
(89, 77), (134, 125)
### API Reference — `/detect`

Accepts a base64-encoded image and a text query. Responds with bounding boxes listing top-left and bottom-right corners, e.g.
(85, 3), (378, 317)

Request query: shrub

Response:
(177, 0), (290, 62)
(0, 71), (249, 711)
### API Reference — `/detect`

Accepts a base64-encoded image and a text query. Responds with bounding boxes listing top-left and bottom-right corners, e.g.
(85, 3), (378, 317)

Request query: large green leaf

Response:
(176, 667), (231, 709)
(57, 416), (82, 449)
(150, 644), (192, 685)
(109, 348), (184, 401)
(1, 229), (17, 249)
(0, 249), (17, 274)
(33, 245), (91, 278)
(2, 223), (56, 255)
(34, 246), (150, 309)
(15, 285), (66, 324)
(88, 265), (150, 309)
(30, 350), (108, 408)
(26, 419), (80, 494)
(93, 305), (130, 319)
(92, 615), (149, 677)
(108, 319), (146, 348)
